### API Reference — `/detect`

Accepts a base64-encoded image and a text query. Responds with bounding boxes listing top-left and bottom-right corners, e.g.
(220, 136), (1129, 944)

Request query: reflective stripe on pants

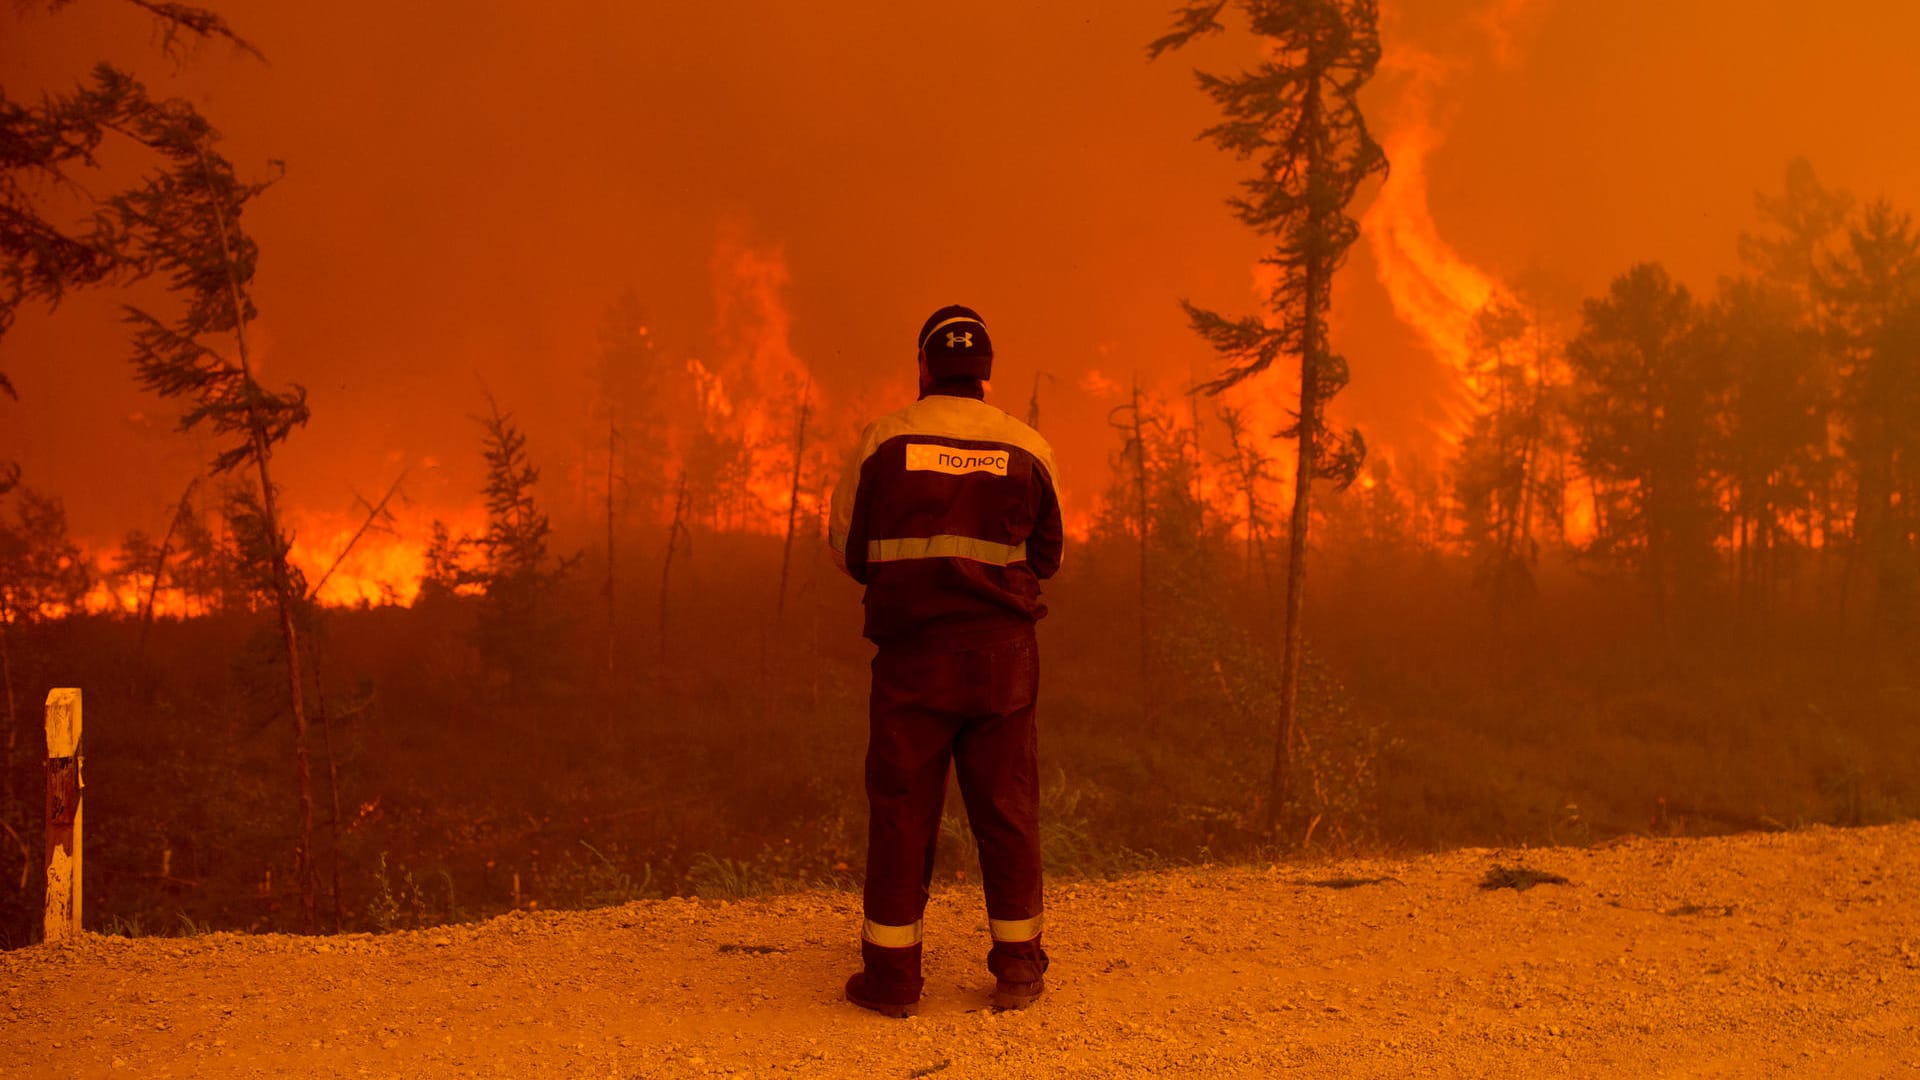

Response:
(862, 627), (1047, 983)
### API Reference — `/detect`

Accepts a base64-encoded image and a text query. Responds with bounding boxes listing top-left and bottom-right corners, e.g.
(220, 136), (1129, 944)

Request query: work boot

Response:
(990, 974), (1045, 1010)
(844, 971), (919, 1018)
(986, 936), (1048, 1011)
(846, 939), (922, 1018)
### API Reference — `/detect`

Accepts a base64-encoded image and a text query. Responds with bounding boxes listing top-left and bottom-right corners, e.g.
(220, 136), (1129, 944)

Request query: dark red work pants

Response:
(860, 626), (1047, 998)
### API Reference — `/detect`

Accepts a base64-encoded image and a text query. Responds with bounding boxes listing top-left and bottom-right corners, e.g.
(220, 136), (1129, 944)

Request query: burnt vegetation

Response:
(0, 5), (1917, 947)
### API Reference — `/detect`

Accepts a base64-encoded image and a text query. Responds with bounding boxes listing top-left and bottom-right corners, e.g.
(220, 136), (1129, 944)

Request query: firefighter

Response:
(828, 304), (1065, 1017)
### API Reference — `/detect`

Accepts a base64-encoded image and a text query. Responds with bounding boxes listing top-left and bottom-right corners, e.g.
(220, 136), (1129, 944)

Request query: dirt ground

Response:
(3, 823), (1917, 1079)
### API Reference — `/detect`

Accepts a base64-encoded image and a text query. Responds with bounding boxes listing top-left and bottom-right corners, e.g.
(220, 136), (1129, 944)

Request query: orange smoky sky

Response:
(4, 0), (1920, 563)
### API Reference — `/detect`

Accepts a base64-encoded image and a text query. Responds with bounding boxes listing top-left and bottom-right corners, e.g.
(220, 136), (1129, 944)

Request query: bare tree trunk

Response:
(1246, 486), (1258, 581)
(139, 477), (199, 661)
(252, 442), (317, 932)
(303, 630), (347, 934)
(297, 479), (402, 935)
(1188, 362), (1205, 503)
(200, 145), (317, 932)
(1131, 376), (1152, 726)
(0, 619), (15, 816)
(604, 416), (618, 729)
(659, 471), (688, 663)
(305, 474), (405, 604)
(776, 382), (811, 621)
(1222, 407), (1268, 593)
(1268, 71), (1326, 838)
(1506, 323), (1549, 630)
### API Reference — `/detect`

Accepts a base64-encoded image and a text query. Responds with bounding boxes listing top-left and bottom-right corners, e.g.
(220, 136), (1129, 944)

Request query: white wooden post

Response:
(44, 688), (82, 943)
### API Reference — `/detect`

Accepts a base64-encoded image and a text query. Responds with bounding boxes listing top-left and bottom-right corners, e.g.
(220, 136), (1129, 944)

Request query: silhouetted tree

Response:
(416, 519), (466, 608)
(594, 292), (670, 516)
(1150, 0), (1387, 832)
(1565, 264), (1720, 620)
(2, 3), (260, 491)
(97, 68), (322, 930)
(0, 379), (15, 499)
(0, 489), (89, 827)
(1705, 278), (1824, 619)
(1103, 378), (1169, 719)
(169, 490), (240, 615)
(1216, 405), (1275, 595)
(115, 529), (163, 603)
(1739, 159), (1852, 558)
(774, 377), (813, 621)
(658, 470), (689, 663)
(1451, 299), (1558, 615)
(1823, 200), (1920, 631)
(467, 401), (578, 695)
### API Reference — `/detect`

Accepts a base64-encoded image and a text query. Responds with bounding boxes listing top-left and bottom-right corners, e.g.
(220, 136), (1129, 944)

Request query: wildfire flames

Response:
(36, 0), (1636, 614)
(1361, 2), (1541, 435)
(69, 231), (829, 615)
(697, 229), (826, 536)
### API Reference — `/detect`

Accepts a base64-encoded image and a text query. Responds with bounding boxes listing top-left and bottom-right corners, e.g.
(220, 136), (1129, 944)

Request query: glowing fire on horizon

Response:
(73, 231), (831, 614)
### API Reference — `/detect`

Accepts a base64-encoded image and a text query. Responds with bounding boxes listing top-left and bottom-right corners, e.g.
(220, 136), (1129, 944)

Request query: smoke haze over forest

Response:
(7, 0), (1920, 563)
(5, 0), (1920, 951)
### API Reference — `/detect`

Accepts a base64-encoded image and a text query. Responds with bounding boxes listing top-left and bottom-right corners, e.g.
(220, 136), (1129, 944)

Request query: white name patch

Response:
(906, 443), (1009, 477)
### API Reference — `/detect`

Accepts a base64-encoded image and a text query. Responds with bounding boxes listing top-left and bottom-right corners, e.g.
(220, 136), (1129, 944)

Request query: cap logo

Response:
(920, 314), (987, 353)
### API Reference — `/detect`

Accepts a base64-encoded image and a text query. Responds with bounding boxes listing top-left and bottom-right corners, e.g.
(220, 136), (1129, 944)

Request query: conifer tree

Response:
(1451, 299), (1550, 614)
(1565, 264), (1719, 621)
(2, 2), (259, 490)
(95, 70), (323, 930)
(1706, 277), (1824, 618)
(417, 520), (466, 607)
(1823, 201), (1920, 630)
(1151, 0), (1387, 832)
(468, 401), (577, 694)
(1738, 159), (1852, 556)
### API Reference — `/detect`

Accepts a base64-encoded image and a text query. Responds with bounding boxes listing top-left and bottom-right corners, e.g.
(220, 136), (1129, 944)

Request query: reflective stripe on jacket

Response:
(828, 391), (1064, 644)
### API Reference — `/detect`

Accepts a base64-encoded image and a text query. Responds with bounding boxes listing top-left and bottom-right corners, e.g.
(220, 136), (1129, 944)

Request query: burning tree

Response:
(1450, 298), (1560, 616)
(1150, 0), (1388, 833)
(1217, 404), (1276, 595)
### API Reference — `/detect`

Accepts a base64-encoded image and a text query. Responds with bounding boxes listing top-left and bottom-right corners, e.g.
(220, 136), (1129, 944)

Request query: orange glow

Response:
(9, 0), (1918, 599)
(690, 231), (824, 536)
(1361, 3), (1535, 438)
(289, 504), (488, 608)
(1359, 47), (1505, 420)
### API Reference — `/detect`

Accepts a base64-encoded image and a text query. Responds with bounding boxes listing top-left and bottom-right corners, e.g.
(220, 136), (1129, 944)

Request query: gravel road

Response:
(3, 823), (1917, 1078)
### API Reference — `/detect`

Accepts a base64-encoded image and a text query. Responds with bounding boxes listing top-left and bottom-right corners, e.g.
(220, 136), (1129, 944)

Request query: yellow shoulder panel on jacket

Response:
(898, 396), (1059, 487)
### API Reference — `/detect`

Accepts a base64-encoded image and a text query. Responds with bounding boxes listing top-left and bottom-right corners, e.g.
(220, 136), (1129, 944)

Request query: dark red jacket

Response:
(829, 389), (1064, 645)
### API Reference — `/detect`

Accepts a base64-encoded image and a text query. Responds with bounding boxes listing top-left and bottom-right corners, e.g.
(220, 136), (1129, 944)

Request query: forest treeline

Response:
(1, 1), (1916, 947)
(17, 158), (1912, 637)
(0, 156), (1915, 947)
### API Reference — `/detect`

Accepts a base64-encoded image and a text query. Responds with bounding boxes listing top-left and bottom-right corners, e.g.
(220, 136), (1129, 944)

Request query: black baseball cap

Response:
(917, 304), (993, 381)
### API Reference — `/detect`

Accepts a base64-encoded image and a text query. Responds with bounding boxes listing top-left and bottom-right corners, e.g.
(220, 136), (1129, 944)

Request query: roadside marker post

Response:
(44, 688), (82, 943)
